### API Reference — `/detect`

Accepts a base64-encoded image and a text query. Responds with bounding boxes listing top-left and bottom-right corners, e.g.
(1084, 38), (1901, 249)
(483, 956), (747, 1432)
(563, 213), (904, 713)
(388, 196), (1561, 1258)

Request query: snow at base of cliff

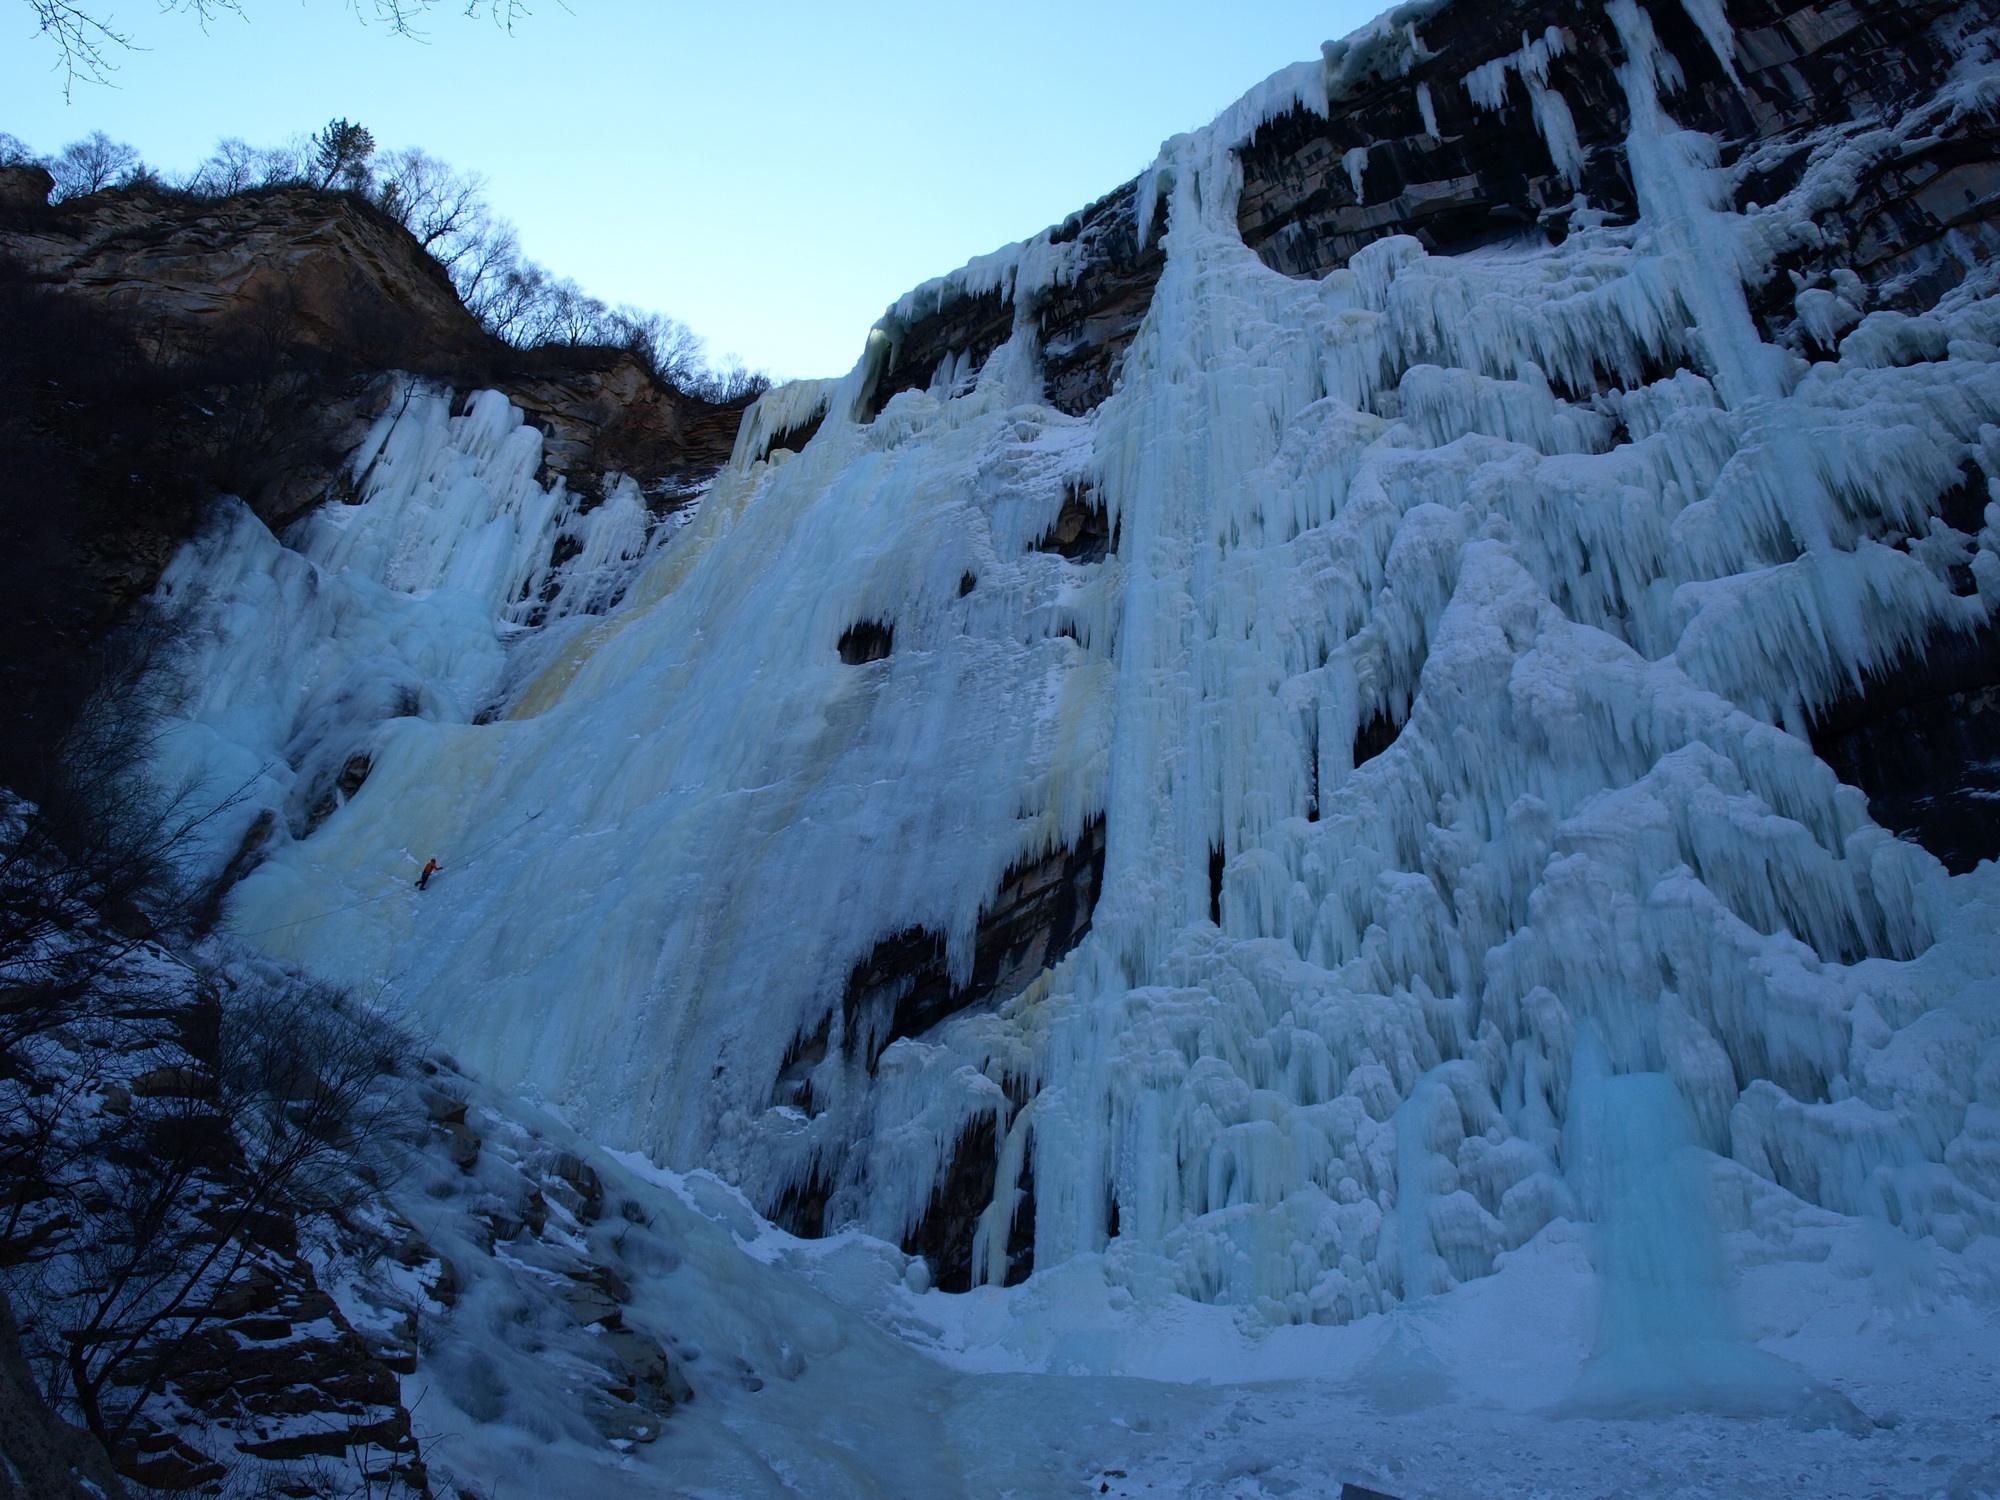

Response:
(369, 1066), (2000, 1500)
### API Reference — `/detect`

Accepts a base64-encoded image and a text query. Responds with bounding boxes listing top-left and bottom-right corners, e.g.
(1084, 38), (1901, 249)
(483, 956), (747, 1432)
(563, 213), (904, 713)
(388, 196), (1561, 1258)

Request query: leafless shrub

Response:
(45, 130), (140, 201)
(1, 612), (229, 980)
(29, 970), (403, 1454)
(373, 147), (487, 256)
(179, 137), (259, 196)
(0, 607), (258, 1271)
(0, 607), (410, 1484)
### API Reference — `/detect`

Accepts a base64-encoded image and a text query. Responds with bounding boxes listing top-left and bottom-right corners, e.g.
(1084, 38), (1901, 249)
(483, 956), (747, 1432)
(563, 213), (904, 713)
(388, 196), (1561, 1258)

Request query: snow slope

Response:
(143, 0), (2000, 1489)
(411, 1123), (2000, 1500)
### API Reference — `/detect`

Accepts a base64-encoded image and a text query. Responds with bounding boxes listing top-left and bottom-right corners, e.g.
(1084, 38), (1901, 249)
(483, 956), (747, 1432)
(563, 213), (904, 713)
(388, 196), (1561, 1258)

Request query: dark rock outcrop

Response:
(0, 173), (748, 514)
(1033, 483), (1117, 563)
(750, 406), (827, 465)
(865, 183), (1167, 421)
(0, 164), (56, 214)
(837, 619), (896, 664)
(0, 175), (484, 363)
(0, 1295), (130, 1500)
(1037, 183), (1170, 416)
(1811, 622), (2000, 875)
(770, 820), (1105, 1275)
(1236, 0), (1997, 323)
(876, 0), (2000, 415)
(500, 345), (754, 510)
(840, 817), (1107, 1071)
(866, 287), (1014, 420)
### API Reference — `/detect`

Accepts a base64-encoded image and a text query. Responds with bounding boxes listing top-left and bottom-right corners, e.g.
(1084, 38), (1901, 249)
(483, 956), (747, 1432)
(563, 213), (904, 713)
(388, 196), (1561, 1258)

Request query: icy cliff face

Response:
(155, 0), (2000, 1334)
(151, 386), (676, 882)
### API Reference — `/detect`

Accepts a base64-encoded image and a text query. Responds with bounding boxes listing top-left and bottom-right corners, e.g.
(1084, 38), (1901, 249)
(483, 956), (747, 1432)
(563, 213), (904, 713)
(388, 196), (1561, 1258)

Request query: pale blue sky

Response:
(5, 1), (1380, 377)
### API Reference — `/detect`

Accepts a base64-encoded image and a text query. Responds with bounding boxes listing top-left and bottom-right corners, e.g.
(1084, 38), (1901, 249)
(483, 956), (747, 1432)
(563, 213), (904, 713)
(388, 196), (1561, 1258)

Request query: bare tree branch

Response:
(20, 0), (548, 98)
(23, 0), (131, 100)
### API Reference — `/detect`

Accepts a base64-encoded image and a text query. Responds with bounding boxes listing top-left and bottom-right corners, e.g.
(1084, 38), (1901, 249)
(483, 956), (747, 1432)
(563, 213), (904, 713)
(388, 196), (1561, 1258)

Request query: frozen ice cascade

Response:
(152, 0), (2000, 1362)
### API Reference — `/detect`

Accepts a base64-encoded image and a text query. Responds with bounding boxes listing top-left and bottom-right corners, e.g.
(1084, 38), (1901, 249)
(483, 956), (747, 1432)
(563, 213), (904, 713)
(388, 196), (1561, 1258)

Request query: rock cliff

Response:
(7, 1), (2000, 1489)
(865, 0), (2000, 878)
(0, 168), (747, 789)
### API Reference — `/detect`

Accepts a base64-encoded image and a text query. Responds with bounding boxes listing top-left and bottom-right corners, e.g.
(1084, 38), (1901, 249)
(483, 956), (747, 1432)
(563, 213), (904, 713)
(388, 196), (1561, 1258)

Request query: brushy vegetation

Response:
(0, 620), (421, 1493)
(0, 120), (769, 402)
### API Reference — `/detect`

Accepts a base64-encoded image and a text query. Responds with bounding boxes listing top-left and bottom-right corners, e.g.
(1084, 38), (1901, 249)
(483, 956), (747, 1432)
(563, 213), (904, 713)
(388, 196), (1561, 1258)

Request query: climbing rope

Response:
(231, 808), (544, 939)
(447, 807), (545, 868)
(235, 886), (399, 938)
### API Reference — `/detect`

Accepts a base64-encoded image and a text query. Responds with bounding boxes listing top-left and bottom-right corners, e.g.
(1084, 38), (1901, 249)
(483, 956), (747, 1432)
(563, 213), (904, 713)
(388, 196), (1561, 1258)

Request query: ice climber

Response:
(416, 857), (441, 890)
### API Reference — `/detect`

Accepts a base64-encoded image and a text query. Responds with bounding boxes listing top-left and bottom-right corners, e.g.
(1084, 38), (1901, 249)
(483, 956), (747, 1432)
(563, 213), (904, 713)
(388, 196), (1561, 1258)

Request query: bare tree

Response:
(0, 598), (405, 1479)
(21, 0), (135, 99)
(0, 132), (38, 167)
(179, 132), (322, 196)
(608, 307), (707, 387)
(181, 136), (259, 195)
(355, 0), (536, 32)
(446, 218), (515, 301)
(0, 675), (257, 1234)
(256, 133), (315, 187)
(542, 276), (605, 345)
(46, 131), (139, 201)
(0, 612), (224, 970)
(373, 147), (487, 253)
(49, 974), (402, 1451)
(691, 357), (772, 402)
(0, 619), (233, 1404)
(458, 231), (538, 337)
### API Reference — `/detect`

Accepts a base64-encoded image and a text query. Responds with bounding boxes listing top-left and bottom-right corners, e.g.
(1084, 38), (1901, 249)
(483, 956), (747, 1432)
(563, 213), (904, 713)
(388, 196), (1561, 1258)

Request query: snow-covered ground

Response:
(357, 1064), (1997, 1500)
(132, 0), (2000, 1492)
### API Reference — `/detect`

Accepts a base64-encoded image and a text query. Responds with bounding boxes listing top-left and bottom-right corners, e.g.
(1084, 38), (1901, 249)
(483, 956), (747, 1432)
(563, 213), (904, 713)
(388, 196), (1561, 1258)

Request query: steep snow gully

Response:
(147, 1), (2000, 1493)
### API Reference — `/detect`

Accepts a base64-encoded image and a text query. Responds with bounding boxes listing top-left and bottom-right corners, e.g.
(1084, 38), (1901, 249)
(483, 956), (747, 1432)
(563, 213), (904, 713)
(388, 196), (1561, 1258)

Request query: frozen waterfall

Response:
(149, 0), (2000, 1365)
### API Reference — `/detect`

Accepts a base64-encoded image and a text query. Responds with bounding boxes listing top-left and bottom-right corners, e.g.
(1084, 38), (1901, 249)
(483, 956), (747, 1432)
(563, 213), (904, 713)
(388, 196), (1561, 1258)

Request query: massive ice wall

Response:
(156, 0), (2000, 1323)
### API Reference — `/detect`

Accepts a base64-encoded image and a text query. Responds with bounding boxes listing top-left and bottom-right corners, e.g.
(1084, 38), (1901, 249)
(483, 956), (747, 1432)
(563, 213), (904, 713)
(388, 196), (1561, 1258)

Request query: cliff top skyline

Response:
(3, 0), (1381, 378)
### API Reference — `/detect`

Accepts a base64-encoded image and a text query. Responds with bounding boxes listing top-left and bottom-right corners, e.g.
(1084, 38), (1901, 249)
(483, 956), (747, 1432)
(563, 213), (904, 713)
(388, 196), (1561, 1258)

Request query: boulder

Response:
(0, 164), (53, 213)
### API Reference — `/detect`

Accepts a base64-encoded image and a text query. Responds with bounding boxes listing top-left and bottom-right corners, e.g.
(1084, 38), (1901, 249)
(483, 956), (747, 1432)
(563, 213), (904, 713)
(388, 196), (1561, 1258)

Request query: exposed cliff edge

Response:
(887, 0), (1997, 385)
(0, 167), (748, 786)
